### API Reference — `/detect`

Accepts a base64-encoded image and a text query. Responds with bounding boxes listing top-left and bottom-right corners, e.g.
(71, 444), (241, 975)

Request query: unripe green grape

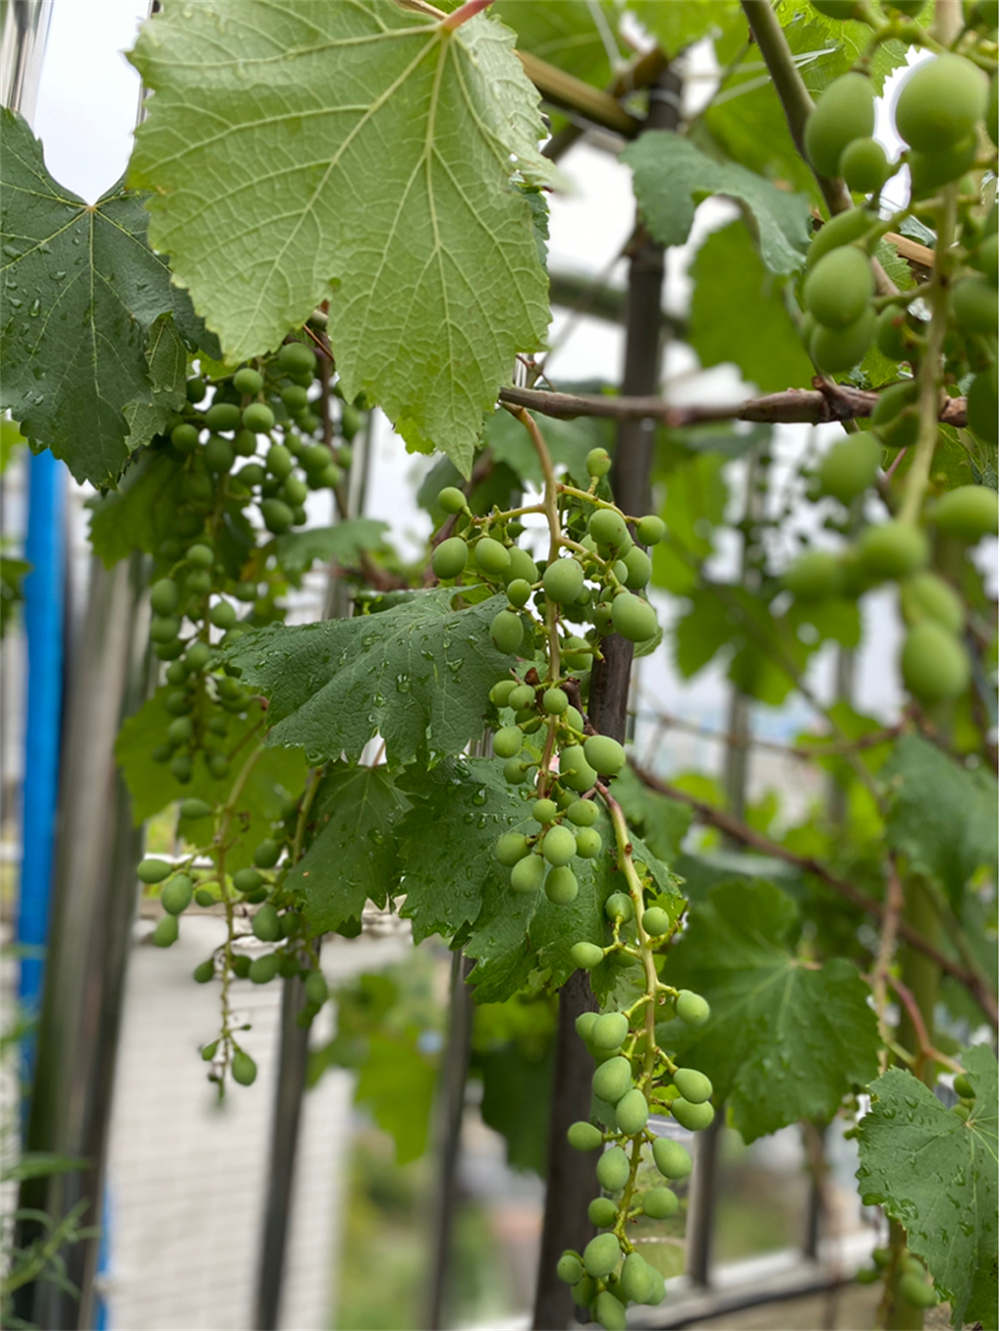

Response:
(909, 135), (977, 197)
(539, 687), (567, 716)
(783, 550), (842, 601)
(673, 1067), (713, 1103)
(653, 1136), (692, 1179)
(615, 1087), (649, 1134)
(567, 798), (598, 827)
(152, 914), (179, 947)
(252, 903), (282, 942)
(304, 970), (329, 1007)
(209, 600), (237, 631)
(205, 402), (241, 431)
(231, 954), (251, 979)
(301, 442), (331, 472)
(429, 535), (467, 582)
(186, 376), (206, 403)
(138, 858), (172, 884)
(967, 369), (998, 445)
(493, 725), (522, 758)
(804, 73), (875, 177)
(170, 753), (193, 783)
(620, 1252), (654, 1304)
(586, 447), (612, 478)
(164, 691), (191, 718)
(564, 705), (584, 732)
(574, 826), (602, 859)
(818, 432), (880, 504)
(871, 380), (919, 448)
(276, 341), (317, 375)
(506, 546), (538, 584)
(164, 661), (188, 686)
(595, 1291), (626, 1331)
(543, 557), (585, 605)
(150, 615), (181, 644)
(206, 752), (229, 780)
(469, 537), (512, 585)
(571, 940), (604, 969)
(250, 952), (281, 984)
(567, 1120), (604, 1151)
(932, 485), (998, 542)
(636, 514), (665, 544)
(204, 434), (234, 471)
(150, 578), (179, 616)
(592, 1011), (629, 1051)
(493, 834), (529, 871)
(807, 206), (873, 270)
(839, 137), (889, 193)
(491, 610), (523, 653)
(604, 892), (632, 923)
(588, 1196), (618, 1227)
(506, 578), (532, 608)
(611, 592), (657, 642)
(953, 1072), (975, 1098)
(642, 907), (672, 936)
(233, 428), (258, 457)
(231, 1050), (258, 1086)
(810, 306), (876, 373)
(232, 366), (263, 395)
(575, 1011), (598, 1043)
(233, 867), (265, 894)
(583, 734), (626, 776)
(952, 278), (998, 335)
(671, 1097), (715, 1131)
(973, 232), (999, 283)
(266, 443), (293, 478)
(260, 498), (293, 533)
(857, 521), (929, 580)
(193, 959), (215, 983)
(899, 572), (964, 634)
(510, 853), (546, 893)
(532, 798), (558, 824)
(253, 838), (281, 869)
(237, 463), (266, 489)
(503, 758), (530, 785)
(595, 1147), (630, 1194)
(642, 1186), (679, 1219)
(282, 475), (308, 506)
(900, 621), (970, 703)
(436, 485), (466, 514)
(161, 875), (194, 915)
(899, 1273), (939, 1308)
(875, 308), (909, 361)
(556, 1252), (584, 1285)
(171, 422), (200, 452)
(589, 507), (629, 551)
(571, 1275), (597, 1310)
(894, 54), (988, 151)
(583, 1232), (621, 1280)
(623, 546), (652, 589)
(804, 247), (874, 330)
(593, 1056), (632, 1104)
(542, 824), (577, 866)
(546, 865), (579, 904)
(488, 679), (517, 708)
(508, 683), (534, 709)
(676, 989), (711, 1027)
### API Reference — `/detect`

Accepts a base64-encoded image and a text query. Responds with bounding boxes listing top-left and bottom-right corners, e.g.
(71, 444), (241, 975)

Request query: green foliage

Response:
(857, 1047), (998, 1329)
(273, 519), (391, 577)
(883, 736), (998, 907)
(286, 764), (411, 934)
(658, 880), (880, 1140)
(224, 589), (513, 767)
(127, 0), (553, 474)
(688, 221), (814, 393)
(622, 131), (811, 273)
(0, 111), (202, 485)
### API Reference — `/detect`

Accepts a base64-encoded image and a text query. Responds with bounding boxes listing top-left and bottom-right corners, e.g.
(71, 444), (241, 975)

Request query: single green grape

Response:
(510, 853), (546, 893)
(671, 1097), (715, 1131)
(437, 485), (466, 514)
(588, 1196), (618, 1227)
(615, 1087), (649, 1134)
(151, 914), (179, 947)
(583, 734), (626, 776)
(583, 1232), (621, 1279)
(567, 1120), (603, 1151)
(574, 826), (602, 859)
(252, 903), (282, 942)
(673, 1067), (713, 1103)
(231, 1050), (258, 1086)
(592, 1056), (631, 1104)
(652, 1136), (692, 1179)
(591, 1011), (629, 1051)
(571, 940), (604, 970)
(161, 875), (194, 915)
(642, 1187), (679, 1219)
(543, 557), (585, 605)
(491, 610), (524, 654)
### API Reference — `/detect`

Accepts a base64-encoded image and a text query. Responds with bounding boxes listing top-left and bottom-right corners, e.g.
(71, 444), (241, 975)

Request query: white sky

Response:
(26, 0), (920, 761)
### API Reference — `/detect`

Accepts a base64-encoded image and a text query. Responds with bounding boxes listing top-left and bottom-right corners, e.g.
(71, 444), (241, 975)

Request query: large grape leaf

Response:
(657, 879), (880, 1141)
(399, 757), (676, 1002)
(127, 0), (553, 476)
(115, 686), (306, 871)
(621, 131), (811, 274)
(689, 220), (814, 394)
(223, 589), (514, 767)
(287, 763), (410, 935)
(0, 111), (195, 485)
(856, 1046), (998, 1330)
(273, 519), (391, 577)
(882, 735), (999, 909)
(122, 314), (189, 454)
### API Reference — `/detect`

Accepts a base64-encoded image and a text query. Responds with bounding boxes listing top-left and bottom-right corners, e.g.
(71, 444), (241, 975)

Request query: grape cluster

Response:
(135, 331), (364, 1089)
(783, 4), (998, 713)
(430, 437), (714, 1324)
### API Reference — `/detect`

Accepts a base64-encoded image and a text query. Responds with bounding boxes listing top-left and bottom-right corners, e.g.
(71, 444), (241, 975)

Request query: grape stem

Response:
(898, 185), (958, 527)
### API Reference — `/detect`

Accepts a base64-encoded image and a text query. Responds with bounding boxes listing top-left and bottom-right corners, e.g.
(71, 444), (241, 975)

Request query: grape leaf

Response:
(485, 391), (614, 486)
(0, 111), (193, 485)
(287, 763), (410, 935)
(689, 220), (814, 394)
(650, 453), (728, 596)
(115, 686), (306, 870)
(658, 879), (880, 1141)
(856, 1046), (998, 1329)
(621, 131), (811, 274)
(627, 1), (742, 57)
(88, 446), (184, 567)
(127, 0), (553, 476)
(612, 766), (692, 864)
(492, 0), (616, 87)
(883, 735), (999, 908)
(223, 589), (514, 767)
(354, 1032), (438, 1165)
(478, 1043), (552, 1174)
(273, 519), (391, 577)
(122, 314), (188, 453)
